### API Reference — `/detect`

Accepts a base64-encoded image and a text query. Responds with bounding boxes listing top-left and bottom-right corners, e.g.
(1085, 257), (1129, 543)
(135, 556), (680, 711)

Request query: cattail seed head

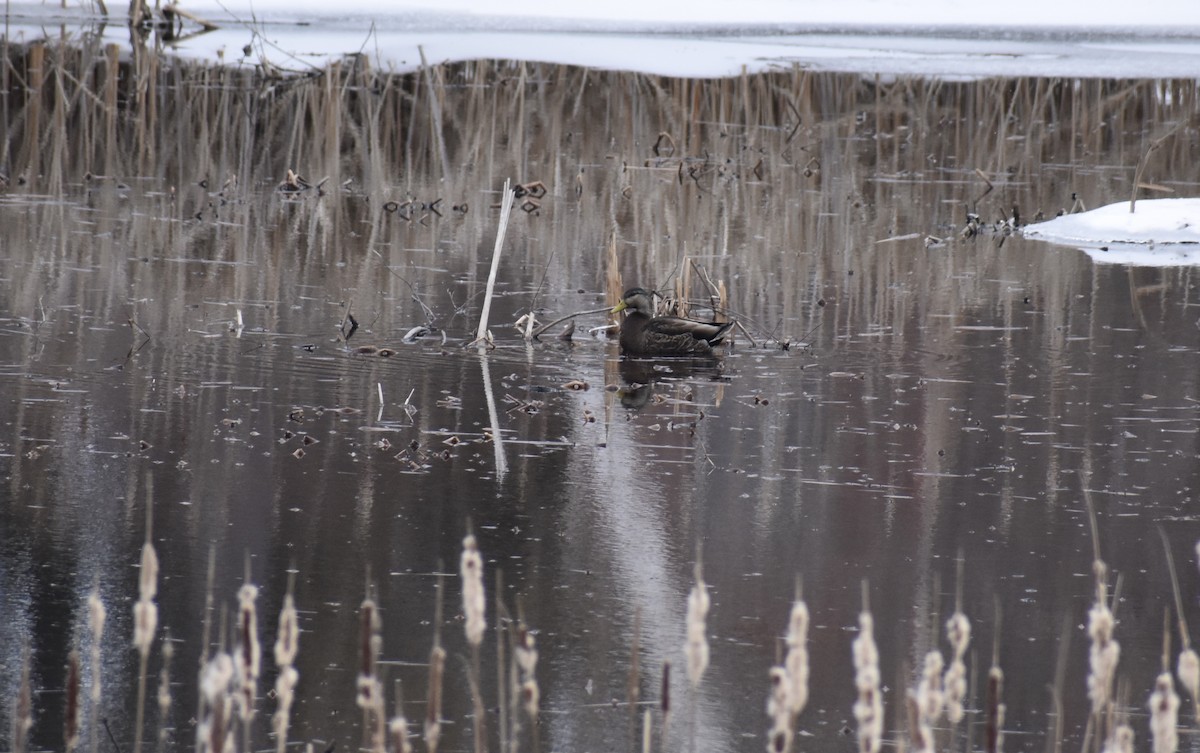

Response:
(785, 599), (810, 717)
(1177, 649), (1200, 706)
(133, 541), (160, 656)
(236, 584), (260, 722)
(424, 645), (446, 753)
(275, 593), (299, 669)
(1102, 724), (1134, 753)
(853, 611), (883, 753)
(943, 611), (970, 724)
(461, 534), (486, 647)
(1149, 671), (1179, 753)
(685, 563), (710, 687)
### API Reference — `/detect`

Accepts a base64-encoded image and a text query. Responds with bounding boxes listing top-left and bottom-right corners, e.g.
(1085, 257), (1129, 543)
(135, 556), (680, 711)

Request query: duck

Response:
(610, 287), (735, 356)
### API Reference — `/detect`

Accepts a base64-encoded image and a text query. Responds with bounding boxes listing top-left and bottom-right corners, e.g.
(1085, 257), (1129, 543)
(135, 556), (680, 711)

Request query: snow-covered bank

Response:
(1023, 199), (1200, 266)
(5, 0), (1200, 77)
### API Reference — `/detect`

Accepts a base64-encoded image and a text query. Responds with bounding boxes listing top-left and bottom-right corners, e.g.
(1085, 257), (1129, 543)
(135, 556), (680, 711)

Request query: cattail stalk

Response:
(273, 587), (300, 753)
(1101, 724), (1134, 753)
(853, 586), (883, 753)
(1087, 560), (1119, 733)
(661, 661), (672, 750)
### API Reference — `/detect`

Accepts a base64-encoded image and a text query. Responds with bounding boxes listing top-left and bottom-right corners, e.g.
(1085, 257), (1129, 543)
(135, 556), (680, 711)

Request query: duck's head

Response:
(611, 288), (656, 316)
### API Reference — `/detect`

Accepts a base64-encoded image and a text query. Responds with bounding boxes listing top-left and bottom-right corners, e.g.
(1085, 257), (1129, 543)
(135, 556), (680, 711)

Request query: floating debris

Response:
(402, 326), (431, 344)
(291, 448), (305, 459)
(562, 379), (589, 391)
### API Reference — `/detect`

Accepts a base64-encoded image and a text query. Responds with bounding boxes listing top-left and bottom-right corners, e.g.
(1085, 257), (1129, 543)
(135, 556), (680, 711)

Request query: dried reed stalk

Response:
(474, 179), (514, 347)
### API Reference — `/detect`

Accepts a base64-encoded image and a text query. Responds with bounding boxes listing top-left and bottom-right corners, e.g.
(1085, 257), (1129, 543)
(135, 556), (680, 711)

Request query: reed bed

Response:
(4, 38), (1200, 753)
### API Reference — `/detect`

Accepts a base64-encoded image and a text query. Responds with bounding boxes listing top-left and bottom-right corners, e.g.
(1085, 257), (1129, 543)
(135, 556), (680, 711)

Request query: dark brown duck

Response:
(611, 287), (735, 356)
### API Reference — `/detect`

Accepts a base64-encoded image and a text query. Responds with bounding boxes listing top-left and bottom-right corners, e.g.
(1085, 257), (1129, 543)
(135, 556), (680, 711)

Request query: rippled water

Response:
(3, 44), (1200, 753)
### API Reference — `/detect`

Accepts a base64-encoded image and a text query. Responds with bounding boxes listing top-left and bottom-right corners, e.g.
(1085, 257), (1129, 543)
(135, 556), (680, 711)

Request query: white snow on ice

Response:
(1023, 199), (1200, 266)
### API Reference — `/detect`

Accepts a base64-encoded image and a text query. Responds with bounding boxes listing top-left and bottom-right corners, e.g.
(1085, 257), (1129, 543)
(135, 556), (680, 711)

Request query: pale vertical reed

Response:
(273, 588), (300, 753)
(65, 650), (81, 752)
(852, 588), (883, 753)
(461, 532), (487, 753)
(87, 587), (106, 753)
(133, 534), (160, 753)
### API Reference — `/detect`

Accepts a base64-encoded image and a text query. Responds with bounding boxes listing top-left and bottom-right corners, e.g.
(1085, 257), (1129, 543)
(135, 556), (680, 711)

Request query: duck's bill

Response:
(611, 301), (628, 313)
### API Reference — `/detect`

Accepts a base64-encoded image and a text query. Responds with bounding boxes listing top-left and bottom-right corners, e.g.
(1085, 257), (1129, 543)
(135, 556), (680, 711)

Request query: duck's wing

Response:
(639, 328), (716, 356)
(647, 317), (735, 345)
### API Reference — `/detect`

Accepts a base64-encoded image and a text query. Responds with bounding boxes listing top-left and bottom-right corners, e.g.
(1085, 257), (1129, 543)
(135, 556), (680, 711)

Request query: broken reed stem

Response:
(530, 306), (612, 340)
(474, 179), (515, 347)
